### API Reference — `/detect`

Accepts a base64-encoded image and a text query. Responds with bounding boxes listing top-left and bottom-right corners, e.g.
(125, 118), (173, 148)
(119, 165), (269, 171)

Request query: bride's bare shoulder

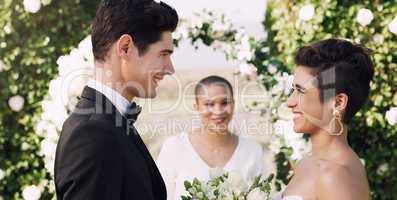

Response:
(314, 160), (369, 200)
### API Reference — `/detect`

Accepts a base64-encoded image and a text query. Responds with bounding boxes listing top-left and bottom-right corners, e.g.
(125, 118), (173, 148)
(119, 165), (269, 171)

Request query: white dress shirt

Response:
(87, 79), (131, 116)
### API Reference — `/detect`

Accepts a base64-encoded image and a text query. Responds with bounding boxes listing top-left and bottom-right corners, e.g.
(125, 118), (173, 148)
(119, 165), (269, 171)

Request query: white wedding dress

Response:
(273, 192), (304, 200)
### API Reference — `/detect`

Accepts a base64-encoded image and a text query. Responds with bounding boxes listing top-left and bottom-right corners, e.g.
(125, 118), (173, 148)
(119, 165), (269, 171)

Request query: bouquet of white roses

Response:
(182, 172), (274, 200)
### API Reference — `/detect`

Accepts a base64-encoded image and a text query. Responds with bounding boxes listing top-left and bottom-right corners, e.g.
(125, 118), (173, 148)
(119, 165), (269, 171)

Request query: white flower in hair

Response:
(153, 0), (161, 3)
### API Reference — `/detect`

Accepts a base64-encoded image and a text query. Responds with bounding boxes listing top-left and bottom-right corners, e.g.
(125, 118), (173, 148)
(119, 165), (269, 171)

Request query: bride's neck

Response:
(310, 128), (349, 158)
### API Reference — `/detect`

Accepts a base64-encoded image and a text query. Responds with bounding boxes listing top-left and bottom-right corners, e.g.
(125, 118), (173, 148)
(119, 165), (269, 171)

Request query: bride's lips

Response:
(292, 111), (303, 119)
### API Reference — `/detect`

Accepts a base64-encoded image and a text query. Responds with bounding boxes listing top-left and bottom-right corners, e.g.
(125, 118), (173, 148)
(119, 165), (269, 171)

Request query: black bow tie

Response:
(125, 102), (142, 125)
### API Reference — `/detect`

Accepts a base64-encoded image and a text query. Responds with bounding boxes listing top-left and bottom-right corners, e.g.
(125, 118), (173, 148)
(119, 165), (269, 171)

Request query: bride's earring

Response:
(328, 110), (344, 136)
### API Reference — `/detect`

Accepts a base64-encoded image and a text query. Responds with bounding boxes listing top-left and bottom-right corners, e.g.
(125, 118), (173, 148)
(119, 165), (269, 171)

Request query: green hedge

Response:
(0, 0), (99, 198)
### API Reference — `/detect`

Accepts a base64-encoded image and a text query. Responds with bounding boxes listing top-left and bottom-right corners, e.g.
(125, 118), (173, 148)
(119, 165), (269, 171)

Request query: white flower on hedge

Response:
(385, 107), (397, 125)
(22, 185), (42, 200)
(239, 63), (256, 75)
(377, 163), (389, 175)
(8, 95), (25, 112)
(299, 4), (315, 21)
(373, 34), (384, 44)
(23, 0), (41, 13)
(247, 188), (267, 200)
(0, 168), (5, 180)
(268, 64), (278, 74)
(0, 60), (5, 72)
(40, 138), (57, 157)
(3, 23), (12, 34)
(356, 8), (374, 26)
(388, 16), (397, 35)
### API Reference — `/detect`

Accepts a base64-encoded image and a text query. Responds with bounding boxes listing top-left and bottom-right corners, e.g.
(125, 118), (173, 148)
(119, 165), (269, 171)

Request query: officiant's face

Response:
(195, 84), (234, 133)
(120, 31), (175, 98)
(287, 66), (334, 134)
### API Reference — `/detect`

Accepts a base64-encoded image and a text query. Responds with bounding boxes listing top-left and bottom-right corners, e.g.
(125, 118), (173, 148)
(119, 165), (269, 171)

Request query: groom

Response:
(54, 0), (178, 199)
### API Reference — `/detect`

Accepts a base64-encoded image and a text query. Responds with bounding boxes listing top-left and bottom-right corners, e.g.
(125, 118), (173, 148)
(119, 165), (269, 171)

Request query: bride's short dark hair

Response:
(294, 38), (374, 123)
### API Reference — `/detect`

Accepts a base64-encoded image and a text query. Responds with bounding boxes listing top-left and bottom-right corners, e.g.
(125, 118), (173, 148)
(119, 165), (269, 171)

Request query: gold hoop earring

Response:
(329, 110), (344, 136)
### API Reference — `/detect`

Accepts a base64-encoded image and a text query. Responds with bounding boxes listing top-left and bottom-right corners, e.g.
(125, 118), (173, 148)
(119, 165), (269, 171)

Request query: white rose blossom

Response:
(8, 95), (25, 112)
(247, 188), (267, 200)
(239, 63), (257, 75)
(356, 8), (374, 26)
(385, 107), (397, 125)
(22, 185), (42, 200)
(388, 16), (397, 35)
(299, 4), (315, 21)
(23, 0), (41, 13)
(267, 64), (278, 74)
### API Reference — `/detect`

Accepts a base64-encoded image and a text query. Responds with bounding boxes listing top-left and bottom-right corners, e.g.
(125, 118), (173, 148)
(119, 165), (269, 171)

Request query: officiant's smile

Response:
(194, 83), (234, 133)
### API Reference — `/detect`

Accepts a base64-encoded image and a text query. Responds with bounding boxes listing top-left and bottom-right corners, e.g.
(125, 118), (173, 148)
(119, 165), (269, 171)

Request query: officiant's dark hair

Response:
(294, 38), (374, 123)
(91, 0), (178, 61)
(194, 75), (234, 101)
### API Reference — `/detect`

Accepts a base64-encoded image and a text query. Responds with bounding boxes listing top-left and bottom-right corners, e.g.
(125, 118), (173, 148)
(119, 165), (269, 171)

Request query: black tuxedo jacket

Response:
(54, 86), (166, 200)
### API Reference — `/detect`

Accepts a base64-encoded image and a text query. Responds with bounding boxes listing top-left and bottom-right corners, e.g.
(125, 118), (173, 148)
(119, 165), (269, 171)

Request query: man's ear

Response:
(116, 34), (136, 58)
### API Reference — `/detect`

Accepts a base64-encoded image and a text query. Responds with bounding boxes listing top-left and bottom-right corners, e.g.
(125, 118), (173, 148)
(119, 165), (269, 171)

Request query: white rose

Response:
(377, 163), (389, 175)
(40, 138), (57, 157)
(388, 16), (397, 35)
(0, 168), (5, 180)
(8, 95), (25, 112)
(23, 0), (41, 13)
(356, 8), (374, 26)
(247, 188), (267, 200)
(227, 170), (248, 195)
(299, 4), (315, 21)
(22, 185), (42, 200)
(267, 64), (278, 74)
(385, 107), (397, 125)
(373, 34), (384, 44)
(3, 23), (12, 34)
(239, 63), (257, 76)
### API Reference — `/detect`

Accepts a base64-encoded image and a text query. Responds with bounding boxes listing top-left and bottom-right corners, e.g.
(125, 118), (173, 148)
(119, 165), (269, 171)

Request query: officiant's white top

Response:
(156, 132), (265, 200)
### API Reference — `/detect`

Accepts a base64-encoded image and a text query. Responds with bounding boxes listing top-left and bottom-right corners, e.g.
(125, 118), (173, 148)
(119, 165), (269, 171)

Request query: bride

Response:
(277, 38), (373, 200)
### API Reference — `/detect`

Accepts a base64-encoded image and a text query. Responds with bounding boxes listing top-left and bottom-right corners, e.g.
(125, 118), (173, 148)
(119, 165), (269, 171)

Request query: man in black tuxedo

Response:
(54, 0), (178, 199)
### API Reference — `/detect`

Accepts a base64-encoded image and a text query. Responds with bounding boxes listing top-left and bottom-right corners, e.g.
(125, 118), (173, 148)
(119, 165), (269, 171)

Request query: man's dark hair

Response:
(92, 0), (179, 61)
(295, 38), (374, 123)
